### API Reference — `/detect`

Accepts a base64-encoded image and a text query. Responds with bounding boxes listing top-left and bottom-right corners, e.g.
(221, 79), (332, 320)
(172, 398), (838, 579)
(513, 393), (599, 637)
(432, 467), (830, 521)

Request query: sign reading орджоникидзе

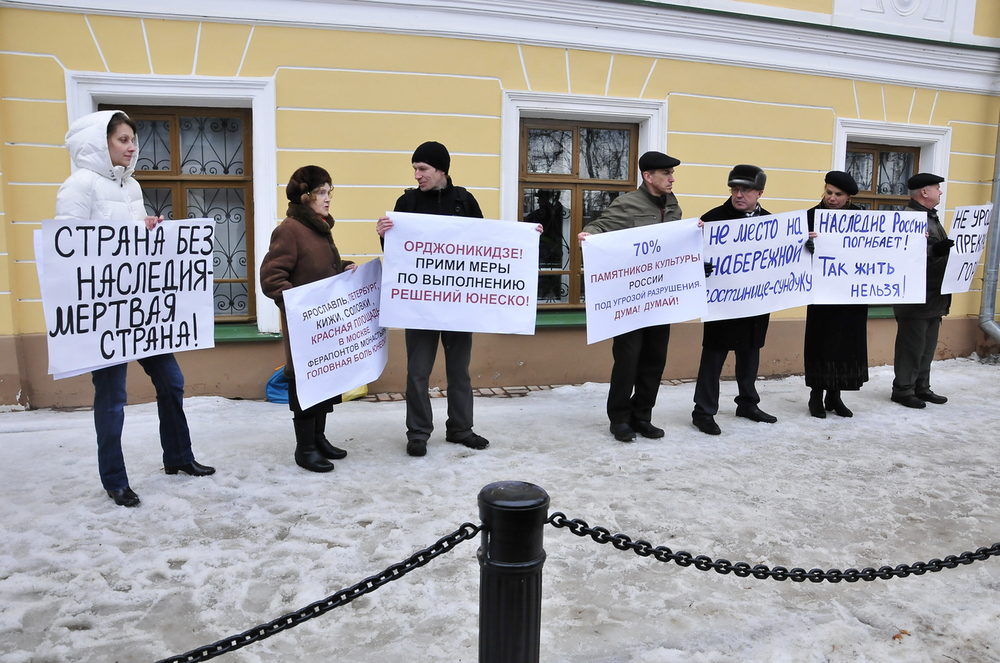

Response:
(811, 210), (927, 305)
(702, 210), (813, 321)
(379, 212), (540, 335)
(39, 218), (216, 377)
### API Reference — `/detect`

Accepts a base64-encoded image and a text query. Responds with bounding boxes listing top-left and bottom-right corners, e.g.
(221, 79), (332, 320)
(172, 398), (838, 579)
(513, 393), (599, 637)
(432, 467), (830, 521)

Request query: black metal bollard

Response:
(477, 481), (550, 663)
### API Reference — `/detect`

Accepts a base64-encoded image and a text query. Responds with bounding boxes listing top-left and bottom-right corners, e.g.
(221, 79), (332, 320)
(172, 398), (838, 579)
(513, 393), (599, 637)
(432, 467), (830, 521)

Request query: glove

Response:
(704, 262), (714, 277)
(932, 238), (955, 257)
(804, 238), (815, 254)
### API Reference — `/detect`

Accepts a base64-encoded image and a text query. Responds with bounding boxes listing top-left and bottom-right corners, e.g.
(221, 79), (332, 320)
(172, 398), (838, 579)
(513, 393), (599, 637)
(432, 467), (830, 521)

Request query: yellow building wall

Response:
(0, 6), (997, 338)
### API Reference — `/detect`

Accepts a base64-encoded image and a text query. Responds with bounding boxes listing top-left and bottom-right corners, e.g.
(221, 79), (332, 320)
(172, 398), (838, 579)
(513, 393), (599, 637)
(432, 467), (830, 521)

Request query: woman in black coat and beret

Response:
(804, 170), (868, 418)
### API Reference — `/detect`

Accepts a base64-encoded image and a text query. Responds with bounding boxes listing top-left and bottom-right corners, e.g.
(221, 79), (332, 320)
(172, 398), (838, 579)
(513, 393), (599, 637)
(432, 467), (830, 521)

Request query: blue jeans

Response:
(92, 354), (194, 491)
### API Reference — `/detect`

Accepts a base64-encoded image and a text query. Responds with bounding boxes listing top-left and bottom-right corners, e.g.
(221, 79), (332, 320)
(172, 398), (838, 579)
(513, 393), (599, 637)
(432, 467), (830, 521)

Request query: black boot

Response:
(314, 411), (347, 460)
(808, 388), (826, 418)
(294, 417), (334, 472)
(825, 389), (853, 418)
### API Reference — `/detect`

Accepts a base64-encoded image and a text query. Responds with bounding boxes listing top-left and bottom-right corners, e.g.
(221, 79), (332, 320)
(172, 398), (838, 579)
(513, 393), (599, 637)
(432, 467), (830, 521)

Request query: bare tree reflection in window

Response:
(846, 151), (873, 192)
(187, 188), (247, 315)
(527, 129), (572, 174)
(878, 151), (914, 196)
(180, 117), (244, 176)
(142, 188), (173, 220)
(135, 120), (171, 171)
(582, 190), (621, 225)
(580, 129), (629, 180)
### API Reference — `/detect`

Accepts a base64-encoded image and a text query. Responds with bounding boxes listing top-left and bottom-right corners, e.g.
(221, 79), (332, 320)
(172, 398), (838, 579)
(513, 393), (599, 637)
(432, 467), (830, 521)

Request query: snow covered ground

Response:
(2, 357), (1000, 663)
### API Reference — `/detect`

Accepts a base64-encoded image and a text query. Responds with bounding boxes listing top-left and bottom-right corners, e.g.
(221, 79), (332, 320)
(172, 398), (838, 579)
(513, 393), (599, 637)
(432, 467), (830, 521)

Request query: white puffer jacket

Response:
(55, 110), (146, 222)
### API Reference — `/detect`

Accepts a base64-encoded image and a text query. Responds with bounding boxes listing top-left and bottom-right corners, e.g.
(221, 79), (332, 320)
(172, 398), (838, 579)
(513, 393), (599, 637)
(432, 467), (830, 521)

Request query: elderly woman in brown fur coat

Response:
(261, 165), (355, 473)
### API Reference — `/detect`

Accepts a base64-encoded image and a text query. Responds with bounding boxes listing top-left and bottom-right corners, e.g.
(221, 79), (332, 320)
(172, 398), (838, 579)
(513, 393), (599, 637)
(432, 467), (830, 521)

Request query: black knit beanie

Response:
(411, 141), (450, 174)
(286, 165), (332, 204)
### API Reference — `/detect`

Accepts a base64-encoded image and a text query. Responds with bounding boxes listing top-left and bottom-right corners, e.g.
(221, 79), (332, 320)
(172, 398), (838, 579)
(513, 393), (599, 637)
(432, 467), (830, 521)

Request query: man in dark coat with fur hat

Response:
(692, 164), (776, 435)
(890, 172), (953, 409)
(578, 151), (683, 442)
(376, 142), (489, 457)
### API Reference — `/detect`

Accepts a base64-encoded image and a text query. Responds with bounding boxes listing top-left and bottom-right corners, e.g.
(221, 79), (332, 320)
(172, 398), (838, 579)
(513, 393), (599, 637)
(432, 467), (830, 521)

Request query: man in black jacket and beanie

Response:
(376, 141), (489, 457)
(890, 172), (953, 409)
(692, 164), (777, 435)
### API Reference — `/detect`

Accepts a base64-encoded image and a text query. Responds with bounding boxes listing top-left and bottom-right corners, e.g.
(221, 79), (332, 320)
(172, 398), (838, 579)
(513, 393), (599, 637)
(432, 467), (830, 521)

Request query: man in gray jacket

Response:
(578, 151), (682, 442)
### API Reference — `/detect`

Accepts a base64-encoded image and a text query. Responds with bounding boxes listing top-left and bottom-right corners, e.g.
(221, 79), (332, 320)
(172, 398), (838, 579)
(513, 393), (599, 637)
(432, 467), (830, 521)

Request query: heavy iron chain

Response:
(548, 512), (1000, 583)
(155, 522), (481, 663)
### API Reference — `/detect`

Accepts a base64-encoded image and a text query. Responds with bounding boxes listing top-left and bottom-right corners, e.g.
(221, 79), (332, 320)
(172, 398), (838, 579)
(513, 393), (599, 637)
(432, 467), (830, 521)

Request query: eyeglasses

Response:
(730, 186), (756, 195)
(311, 187), (332, 199)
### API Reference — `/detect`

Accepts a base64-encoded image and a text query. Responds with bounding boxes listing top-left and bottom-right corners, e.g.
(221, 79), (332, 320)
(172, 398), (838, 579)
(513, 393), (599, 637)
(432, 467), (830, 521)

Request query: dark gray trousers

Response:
(405, 329), (474, 442)
(892, 316), (941, 396)
(692, 347), (761, 416)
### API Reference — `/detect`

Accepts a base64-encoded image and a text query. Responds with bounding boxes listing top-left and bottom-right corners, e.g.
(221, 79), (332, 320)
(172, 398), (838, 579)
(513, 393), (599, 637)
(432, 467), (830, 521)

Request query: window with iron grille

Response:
(100, 105), (255, 322)
(845, 142), (920, 211)
(519, 119), (639, 308)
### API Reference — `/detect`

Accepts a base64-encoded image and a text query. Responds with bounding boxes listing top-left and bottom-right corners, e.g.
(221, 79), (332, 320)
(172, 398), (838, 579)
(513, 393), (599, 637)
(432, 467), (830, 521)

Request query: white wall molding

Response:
(65, 71), (281, 332)
(501, 91), (668, 222)
(6, 0), (1000, 95)
(833, 117), (952, 209)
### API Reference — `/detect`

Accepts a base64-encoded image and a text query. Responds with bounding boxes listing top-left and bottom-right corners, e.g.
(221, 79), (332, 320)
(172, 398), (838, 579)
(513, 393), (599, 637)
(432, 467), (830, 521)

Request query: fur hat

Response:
(638, 151), (681, 172)
(907, 172), (944, 190)
(728, 164), (766, 191)
(286, 165), (332, 204)
(411, 141), (450, 174)
(824, 170), (859, 196)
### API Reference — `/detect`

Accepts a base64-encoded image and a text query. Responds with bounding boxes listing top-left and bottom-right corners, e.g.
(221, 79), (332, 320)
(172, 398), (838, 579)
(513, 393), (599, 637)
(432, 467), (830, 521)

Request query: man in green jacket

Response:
(578, 151), (683, 442)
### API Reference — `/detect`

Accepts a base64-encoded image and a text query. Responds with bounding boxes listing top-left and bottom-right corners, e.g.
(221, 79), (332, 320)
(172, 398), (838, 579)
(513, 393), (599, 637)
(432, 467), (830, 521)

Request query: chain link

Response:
(154, 522), (481, 663)
(547, 512), (1000, 583)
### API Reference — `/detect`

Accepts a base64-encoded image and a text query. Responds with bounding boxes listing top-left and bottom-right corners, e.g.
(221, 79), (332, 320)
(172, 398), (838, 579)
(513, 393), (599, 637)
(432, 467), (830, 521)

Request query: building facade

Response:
(1, 0), (998, 407)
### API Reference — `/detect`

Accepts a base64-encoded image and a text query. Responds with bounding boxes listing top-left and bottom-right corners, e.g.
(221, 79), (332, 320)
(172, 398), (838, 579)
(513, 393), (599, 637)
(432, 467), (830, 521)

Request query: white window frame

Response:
(65, 72), (281, 333)
(501, 91), (668, 224)
(833, 118), (952, 211)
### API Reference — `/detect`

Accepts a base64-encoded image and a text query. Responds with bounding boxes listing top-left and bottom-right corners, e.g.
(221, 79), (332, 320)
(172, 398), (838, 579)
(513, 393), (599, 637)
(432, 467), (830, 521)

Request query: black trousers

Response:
(692, 347), (761, 416)
(892, 316), (941, 397)
(405, 329), (474, 442)
(607, 324), (670, 425)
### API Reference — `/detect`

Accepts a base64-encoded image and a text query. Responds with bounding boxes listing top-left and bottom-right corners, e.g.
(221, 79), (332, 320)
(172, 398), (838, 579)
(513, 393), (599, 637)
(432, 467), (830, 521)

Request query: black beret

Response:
(411, 141), (450, 174)
(728, 164), (766, 191)
(286, 165), (332, 202)
(638, 151), (680, 172)
(824, 170), (859, 196)
(907, 172), (944, 190)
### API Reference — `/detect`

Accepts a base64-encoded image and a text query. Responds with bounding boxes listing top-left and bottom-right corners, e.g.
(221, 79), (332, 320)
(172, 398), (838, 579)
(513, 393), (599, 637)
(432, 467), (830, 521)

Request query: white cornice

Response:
(3, 0), (999, 95)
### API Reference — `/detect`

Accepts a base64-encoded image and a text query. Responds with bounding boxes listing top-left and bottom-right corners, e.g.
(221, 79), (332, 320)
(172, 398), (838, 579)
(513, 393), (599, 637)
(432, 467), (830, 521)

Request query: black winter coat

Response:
(701, 198), (771, 351)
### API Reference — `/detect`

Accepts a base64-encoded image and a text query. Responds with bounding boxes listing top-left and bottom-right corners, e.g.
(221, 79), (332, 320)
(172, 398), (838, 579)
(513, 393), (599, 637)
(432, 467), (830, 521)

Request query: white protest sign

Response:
(41, 218), (215, 376)
(283, 259), (387, 411)
(702, 210), (812, 321)
(941, 203), (993, 294)
(812, 210), (927, 304)
(380, 212), (539, 334)
(581, 218), (705, 345)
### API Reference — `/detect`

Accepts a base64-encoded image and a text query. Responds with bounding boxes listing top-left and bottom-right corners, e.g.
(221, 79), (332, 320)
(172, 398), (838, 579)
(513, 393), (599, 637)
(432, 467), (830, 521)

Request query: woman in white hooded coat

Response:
(55, 110), (215, 507)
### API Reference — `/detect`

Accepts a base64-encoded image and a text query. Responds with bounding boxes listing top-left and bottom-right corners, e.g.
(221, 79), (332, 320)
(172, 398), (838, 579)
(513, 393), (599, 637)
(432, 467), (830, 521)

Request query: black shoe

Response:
(824, 390), (853, 418)
(315, 436), (348, 460)
(610, 423), (636, 442)
(446, 433), (490, 450)
(294, 418), (334, 472)
(164, 460), (216, 476)
(891, 393), (926, 409)
(916, 390), (948, 405)
(406, 439), (428, 457)
(692, 415), (721, 435)
(735, 406), (777, 424)
(808, 389), (826, 418)
(314, 412), (347, 459)
(630, 420), (665, 439)
(107, 486), (140, 507)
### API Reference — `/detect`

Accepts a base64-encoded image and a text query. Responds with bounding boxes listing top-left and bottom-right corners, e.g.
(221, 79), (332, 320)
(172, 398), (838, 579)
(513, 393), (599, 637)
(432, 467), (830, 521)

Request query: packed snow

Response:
(2, 357), (1000, 663)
